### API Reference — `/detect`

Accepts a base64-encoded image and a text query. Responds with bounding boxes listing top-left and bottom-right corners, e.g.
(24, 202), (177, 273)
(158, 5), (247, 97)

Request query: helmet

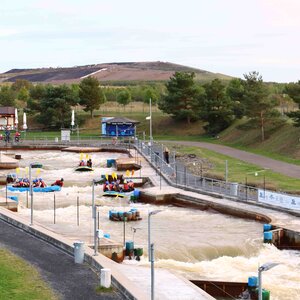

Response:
(61, 178), (64, 181)
(39, 178), (42, 181)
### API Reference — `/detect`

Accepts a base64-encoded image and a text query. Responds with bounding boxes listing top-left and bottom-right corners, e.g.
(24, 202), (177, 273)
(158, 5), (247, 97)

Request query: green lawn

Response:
(0, 248), (57, 300)
(167, 144), (300, 193)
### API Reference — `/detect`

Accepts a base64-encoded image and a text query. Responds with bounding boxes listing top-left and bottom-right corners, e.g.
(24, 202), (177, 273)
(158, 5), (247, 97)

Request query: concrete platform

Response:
(0, 152), (19, 169)
(0, 196), (18, 211)
(116, 158), (141, 171)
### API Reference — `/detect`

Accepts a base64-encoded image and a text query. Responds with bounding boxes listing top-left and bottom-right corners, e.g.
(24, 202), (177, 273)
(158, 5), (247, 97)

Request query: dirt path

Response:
(165, 141), (300, 179)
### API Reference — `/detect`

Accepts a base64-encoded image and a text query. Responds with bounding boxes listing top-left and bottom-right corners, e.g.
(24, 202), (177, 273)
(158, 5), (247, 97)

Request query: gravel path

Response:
(164, 141), (300, 179)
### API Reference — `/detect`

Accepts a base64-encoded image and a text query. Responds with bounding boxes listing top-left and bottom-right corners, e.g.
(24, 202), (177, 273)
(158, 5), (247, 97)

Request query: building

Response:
(0, 107), (16, 130)
(101, 117), (139, 137)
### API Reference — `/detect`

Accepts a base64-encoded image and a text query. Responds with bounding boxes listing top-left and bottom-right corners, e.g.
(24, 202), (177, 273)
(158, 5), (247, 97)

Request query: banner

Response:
(258, 189), (300, 211)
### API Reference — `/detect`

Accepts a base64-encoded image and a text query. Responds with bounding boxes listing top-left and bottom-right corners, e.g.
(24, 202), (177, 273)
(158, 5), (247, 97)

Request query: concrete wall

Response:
(0, 208), (147, 300)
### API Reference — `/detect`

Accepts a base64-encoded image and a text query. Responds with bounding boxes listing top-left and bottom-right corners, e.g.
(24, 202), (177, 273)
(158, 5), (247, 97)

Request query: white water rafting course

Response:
(1, 150), (299, 300)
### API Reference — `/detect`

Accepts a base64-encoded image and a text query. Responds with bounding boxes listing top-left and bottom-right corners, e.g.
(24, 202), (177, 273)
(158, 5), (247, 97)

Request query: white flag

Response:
(146, 116), (151, 120)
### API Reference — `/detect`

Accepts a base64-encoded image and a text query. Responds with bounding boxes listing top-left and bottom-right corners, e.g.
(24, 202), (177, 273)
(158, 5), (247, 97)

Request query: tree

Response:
(18, 87), (30, 102)
(284, 81), (300, 103)
(159, 72), (202, 124)
(37, 85), (78, 128)
(117, 89), (131, 110)
(11, 79), (32, 92)
(28, 84), (46, 113)
(284, 81), (300, 126)
(143, 87), (159, 105)
(79, 77), (106, 117)
(243, 71), (276, 141)
(200, 79), (235, 133)
(0, 86), (15, 106)
(226, 78), (245, 118)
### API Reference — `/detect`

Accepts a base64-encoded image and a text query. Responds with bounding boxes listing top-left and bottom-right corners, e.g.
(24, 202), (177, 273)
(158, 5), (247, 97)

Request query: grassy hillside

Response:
(0, 61), (233, 84)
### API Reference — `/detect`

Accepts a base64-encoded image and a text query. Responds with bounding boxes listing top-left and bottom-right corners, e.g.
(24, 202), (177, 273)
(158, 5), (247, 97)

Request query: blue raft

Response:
(8, 185), (61, 193)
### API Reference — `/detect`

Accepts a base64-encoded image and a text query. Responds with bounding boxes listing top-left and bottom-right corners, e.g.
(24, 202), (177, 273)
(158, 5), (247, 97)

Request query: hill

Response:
(0, 61), (233, 84)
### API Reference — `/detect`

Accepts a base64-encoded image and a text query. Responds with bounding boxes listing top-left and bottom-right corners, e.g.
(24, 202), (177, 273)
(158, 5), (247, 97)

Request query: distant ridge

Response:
(0, 61), (233, 84)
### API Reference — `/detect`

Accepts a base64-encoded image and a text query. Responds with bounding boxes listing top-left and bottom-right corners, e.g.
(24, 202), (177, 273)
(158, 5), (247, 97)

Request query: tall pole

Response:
(77, 194), (79, 226)
(123, 216), (126, 248)
(150, 243), (155, 300)
(92, 180), (97, 256)
(225, 160), (228, 183)
(149, 98), (152, 146)
(148, 213), (151, 262)
(29, 164), (33, 225)
(263, 174), (266, 197)
(93, 205), (97, 256)
(5, 179), (7, 204)
(258, 269), (262, 300)
(53, 193), (56, 224)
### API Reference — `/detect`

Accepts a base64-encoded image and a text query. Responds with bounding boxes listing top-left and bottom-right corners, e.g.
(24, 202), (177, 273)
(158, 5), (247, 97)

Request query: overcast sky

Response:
(1, 0), (299, 82)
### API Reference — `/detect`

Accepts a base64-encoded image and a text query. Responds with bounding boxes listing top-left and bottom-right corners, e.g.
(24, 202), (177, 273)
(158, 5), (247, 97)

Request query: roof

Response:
(0, 107), (15, 115)
(102, 117), (140, 125)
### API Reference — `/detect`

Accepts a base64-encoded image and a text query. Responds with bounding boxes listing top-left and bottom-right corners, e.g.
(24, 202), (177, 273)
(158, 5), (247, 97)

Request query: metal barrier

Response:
(134, 138), (260, 202)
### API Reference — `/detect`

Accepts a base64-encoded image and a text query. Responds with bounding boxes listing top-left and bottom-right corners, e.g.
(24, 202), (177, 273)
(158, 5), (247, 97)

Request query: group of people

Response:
(13, 178), (46, 188)
(0, 130), (21, 143)
(12, 178), (64, 188)
(103, 179), (134, 193)
(12, 178), (30, 187)
(79, 159), (92, 168)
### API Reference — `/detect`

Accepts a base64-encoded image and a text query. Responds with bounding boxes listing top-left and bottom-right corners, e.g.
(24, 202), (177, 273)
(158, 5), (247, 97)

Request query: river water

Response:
(2, 150), (299, 300)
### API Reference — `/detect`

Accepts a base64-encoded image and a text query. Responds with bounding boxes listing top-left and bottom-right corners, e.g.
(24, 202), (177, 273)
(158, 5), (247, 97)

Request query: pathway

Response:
(0, 219), (121, 300)
(162, 141), (300, 179)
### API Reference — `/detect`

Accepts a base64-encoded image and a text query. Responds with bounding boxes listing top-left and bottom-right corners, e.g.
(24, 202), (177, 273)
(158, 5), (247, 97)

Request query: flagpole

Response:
(149, 98), (152, 146)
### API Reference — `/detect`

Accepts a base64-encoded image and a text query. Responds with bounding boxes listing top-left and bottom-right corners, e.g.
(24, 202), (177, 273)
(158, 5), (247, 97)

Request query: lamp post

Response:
(150, 243), (155, 300)
(258, 262), (280, 300)
(91, 179), (97, 256)
(123, 214), (127, 248)
(148, 210), (162, 262)
(29, 162), (42, 225)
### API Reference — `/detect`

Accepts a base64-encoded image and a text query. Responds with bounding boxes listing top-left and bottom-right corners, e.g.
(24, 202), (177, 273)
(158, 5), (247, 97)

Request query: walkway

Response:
(162, 141), (300, 179)
(0, 219), (121, 300)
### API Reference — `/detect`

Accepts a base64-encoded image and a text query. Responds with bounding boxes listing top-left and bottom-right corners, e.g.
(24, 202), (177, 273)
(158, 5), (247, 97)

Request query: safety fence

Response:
(134, 138), (264, 203)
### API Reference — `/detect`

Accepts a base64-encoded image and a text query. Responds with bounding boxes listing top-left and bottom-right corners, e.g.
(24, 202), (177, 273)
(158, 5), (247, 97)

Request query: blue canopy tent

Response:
(101, 117), (139, 137)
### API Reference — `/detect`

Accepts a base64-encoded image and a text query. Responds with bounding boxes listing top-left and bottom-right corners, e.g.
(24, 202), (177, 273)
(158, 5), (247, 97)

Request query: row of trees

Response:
(159, 71), (298, 141)
(0, 77), (164, 128)
(0, 73), (299, 139)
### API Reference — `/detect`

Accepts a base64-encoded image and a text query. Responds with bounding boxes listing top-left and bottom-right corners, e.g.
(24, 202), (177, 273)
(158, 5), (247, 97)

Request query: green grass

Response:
(0, 248), (58, 300)
(168, 145), (300, 193)
(95, 286), (114, 293)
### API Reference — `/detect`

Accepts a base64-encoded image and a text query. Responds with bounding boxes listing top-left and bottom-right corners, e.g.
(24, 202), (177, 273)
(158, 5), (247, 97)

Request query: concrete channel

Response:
(1, 141), (300, 299)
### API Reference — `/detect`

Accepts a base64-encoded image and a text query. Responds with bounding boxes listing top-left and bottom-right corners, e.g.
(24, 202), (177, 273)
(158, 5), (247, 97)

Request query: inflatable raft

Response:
(75, 166), (94, 172)
(8, 185), (61, 193)
(103, 190), (133, 198)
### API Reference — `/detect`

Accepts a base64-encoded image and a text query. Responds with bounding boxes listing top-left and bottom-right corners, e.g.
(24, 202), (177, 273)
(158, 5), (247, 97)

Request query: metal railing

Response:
(134, 138), (260, 203)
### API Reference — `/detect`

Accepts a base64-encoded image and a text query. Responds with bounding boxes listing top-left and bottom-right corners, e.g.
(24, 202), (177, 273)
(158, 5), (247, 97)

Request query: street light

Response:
(148, 210), (162, 262)
(146, 98), (153, 146)
(258, 262), (280, 300)
(29, 162), (43, 225)
(91, 179), (99, 256)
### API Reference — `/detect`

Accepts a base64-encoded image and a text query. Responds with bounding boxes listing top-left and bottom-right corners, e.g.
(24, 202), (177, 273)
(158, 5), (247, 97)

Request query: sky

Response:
(1, 0), (300, 82)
